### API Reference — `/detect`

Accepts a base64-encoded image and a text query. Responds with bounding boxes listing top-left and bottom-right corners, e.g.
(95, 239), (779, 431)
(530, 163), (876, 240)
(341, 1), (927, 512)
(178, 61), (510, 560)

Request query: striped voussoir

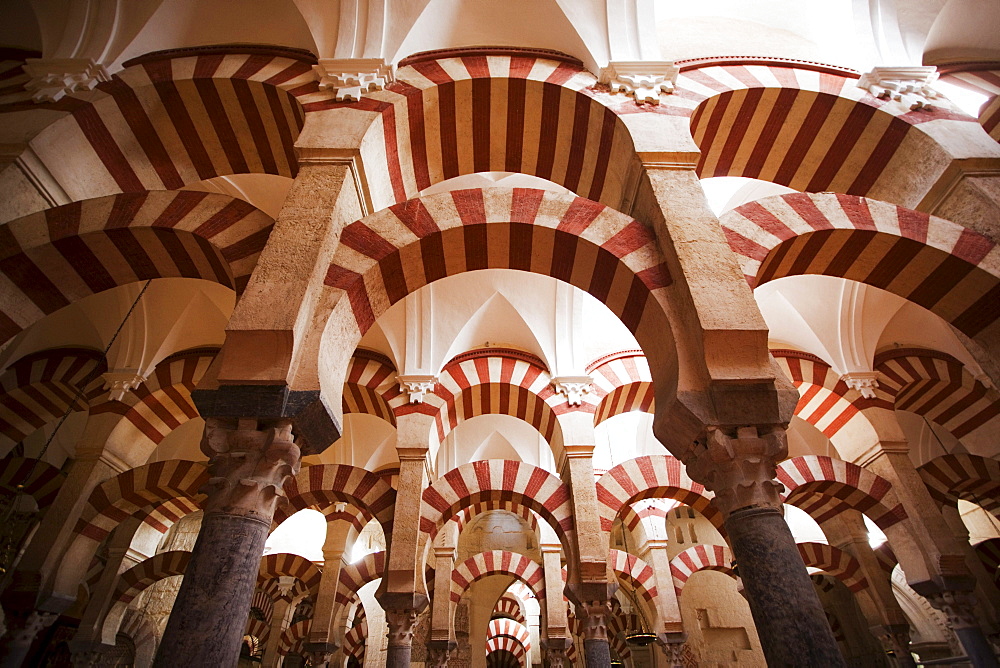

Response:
(248, 589), (275, 627)
(773, 350), (887, 439)
(595, 455), (720, 532)
(873, 542), (899, 576)
(324, 187), (672, 342)
(0, 348), (106, 449)
(605, 600), (634, 661)
(776, 455), (907, 530)
(141, 495), (202, 533)
(278, 619), (310, 656)
(486, 635), (527, 662)
(335, 551), (386, 607)
(420, 460), (573, 544)
(811, 573), (840, 596)
(618, 501), (673, 542)
(795, 542), (868, 592)
(278, 463), (396, 529)
(450, 499), (540, 535)
(675, 63), (972, 196)
(343, 351), (398, 426)
(450, 551), (545, 606)
(917, 453), (1000, 515)
(119, 609), (158, 654)
(320, 53), (648, 212)
(400, 349), (565, 444)
(0, 457), (64, 510)
(258, 552), (321, 600)
(0, 191), (275, 344)
(721, 192), (1000, 339)
(343, 623), (366, 660)
(587, 350), (654, 426)
(670, 544), (736, 596)
(0, 50), (318, 198)
(493, 594), (527, 624)
(74, 459), (208, 541)
(874, 349), (1000, 439)
(113, 550), (191, 605)
(90, 348), (218, 445)
(608, 549), (658, 604)
(488, 618), (532, 650)
(973, 538), (1000, 589)
(940, 68), (1000, 141)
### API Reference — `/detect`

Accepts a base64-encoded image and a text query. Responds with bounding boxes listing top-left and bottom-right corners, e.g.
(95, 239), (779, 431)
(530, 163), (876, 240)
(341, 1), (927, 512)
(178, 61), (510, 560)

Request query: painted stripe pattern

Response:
(874, 349), (1000, 439)
(488, 618), (532, 651)
(0, 457), (64, 510)
(343, 351), (398, 425)
(0, 348), (106, 450)
(278, 619), (310, 657)
(595, 455), (721, 532)
(0, 191), (275, 344)
(89, 348), (217, 445)
(670, 544), (736, 596)
(343, 623), (366, 661)
(420, 460), (574, 544)
(587, 350), (655, 426)
(451, 550), (545, 605)
(675, 64), (972, 196)
(279, 463), (396, 530)
(324, 188), (672, 342)
(917, 453), (1000, 515)
(973, 538), (1000, 589)
(776, 455), (907, 530)
(74, 459), (208, 541)
(940, 69), (1000, 141)
(608, 549), (657, 604)
(796, 542), (868, 592)
(321, 54), (645, 212)
(335, 551), (386, 607)
(113, 550), (190, 605)
(493, 595), (527, 624)
(721, 192), (1000, 338)
(486, 635), (527, 663)
(451, 500), (540, 535)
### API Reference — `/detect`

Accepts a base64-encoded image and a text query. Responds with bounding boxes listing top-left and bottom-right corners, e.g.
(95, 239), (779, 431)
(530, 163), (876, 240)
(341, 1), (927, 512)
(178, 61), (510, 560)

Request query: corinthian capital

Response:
(685, 425), (787, 516)
(385, 608), (420, 647)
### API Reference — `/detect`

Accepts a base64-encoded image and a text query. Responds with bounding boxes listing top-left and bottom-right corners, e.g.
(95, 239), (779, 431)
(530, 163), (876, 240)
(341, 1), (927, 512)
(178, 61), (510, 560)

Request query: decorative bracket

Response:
(102, 370), (147, 402)
(397, 375), (438, 404)
(551, 376), (593, 406)
(313, 58), (393, 102)
(857, 66), (943, 111)
(23, 58), (110, 103)
(841, 371), (880, 399)
(599, 61), (678, 104)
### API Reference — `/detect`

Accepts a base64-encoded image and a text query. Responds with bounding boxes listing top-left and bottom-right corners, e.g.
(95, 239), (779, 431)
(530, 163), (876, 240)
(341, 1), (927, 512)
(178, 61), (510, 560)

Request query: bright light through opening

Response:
(864, 514), (887, 548)
(264, 509), (325, 562)
(933, 80), (989, 118)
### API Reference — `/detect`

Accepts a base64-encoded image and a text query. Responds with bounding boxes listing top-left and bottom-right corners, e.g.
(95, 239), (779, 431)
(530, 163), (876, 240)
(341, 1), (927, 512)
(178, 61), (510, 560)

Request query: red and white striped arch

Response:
(721, 192), (1000, 340)
(596, 455), (722, 532)
(248, 589), (275, 627)
(939, 67), (1000, 142)
(402, 349), (565, 445)
(587, 351), (655, 427)
(918, 453), (1000, 517)
(486, 637), (526, 666)
(449, 499), (540, 537)
(777, 455), (907, 530)
(335, 551), (386, 608)
(113, 550), (190, 605)
(796, 542), (869, 593)
(608, 549), (658, 605)
(493, 594), (527, 625)
(89, 348), (217, 446)
(74, 459), (208, 542)
(451, 551), (545, 606)
(874, 349), (1000, 440)
(324, 186), (673, 358)
(318, 52), (645, 212)
(141, 496), (202, 534)
(343, 623), (367, 662)
(343, 351), (399, 426)
(258, 553), (322, 598)
(0, 48), (322, 200)
(279, 463), (396, 530)
(0, 190), (275, 344)
(488, 618), (532, 652)
(0, 457), (64, 510)
(0, 348), (106, 451)
(674, 62), (974, 197)
(420, 460), (574, 549)
(973, 538), (1000, 589)
(278, 619), (310, 657)
(669, 544), (736, 596)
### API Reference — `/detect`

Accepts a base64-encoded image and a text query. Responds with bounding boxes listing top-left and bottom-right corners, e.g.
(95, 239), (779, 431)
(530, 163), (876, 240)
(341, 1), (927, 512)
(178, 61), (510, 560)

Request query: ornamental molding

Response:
(599, 61), (678, 104)
(23, 58), (110, 103)
(551, 376), (593, 406)
(397, 375), (438, 404)
(857, 66), (944, 111)
(102, 370), (147, 402)
(313, 58), (393, 102)
(841, 371), (880, 399)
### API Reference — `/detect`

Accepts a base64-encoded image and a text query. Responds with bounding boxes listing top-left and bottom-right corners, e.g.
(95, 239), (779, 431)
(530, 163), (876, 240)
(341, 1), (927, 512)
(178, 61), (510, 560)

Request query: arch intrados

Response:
(451, 551), (545, 605)
(280, 464), (396, 531)
(433, 404), (563, 462)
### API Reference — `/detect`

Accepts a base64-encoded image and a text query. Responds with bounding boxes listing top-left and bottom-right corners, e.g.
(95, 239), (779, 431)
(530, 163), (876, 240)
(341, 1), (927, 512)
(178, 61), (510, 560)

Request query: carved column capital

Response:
(426, 639), (457, 667)
(542, 637), (571, 667)
(199, 417), (301, 523)
(576, 600), (612, 641)
(302, 641), (338, 666)
(684, 425), (787, 516)
(658, 636), (688, 667)
(925, 590), (981, 630)
(385, 608), (420, 647)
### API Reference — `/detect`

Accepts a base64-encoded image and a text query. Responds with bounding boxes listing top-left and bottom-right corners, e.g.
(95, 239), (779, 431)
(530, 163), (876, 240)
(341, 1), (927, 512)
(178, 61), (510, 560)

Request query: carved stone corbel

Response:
(841, 371), (880, 399)
(599, 61), (678, 104)
(551, 376), (593, 406)
(397, 375), (438, 404)
(23, 58), (110, 103)
(313, 58), (393, 102)
(857, 66), (944, 111)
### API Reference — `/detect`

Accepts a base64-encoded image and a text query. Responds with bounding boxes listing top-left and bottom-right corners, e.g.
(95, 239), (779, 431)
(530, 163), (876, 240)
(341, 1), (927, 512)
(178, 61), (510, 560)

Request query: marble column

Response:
(152, 418), (301, 668)
(924, 590), (999, 668)
(576, 599), (613, 668)
(686, 425), (846, 667)
(306, 522), (350, 667)
(384, 608), (419, 668)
